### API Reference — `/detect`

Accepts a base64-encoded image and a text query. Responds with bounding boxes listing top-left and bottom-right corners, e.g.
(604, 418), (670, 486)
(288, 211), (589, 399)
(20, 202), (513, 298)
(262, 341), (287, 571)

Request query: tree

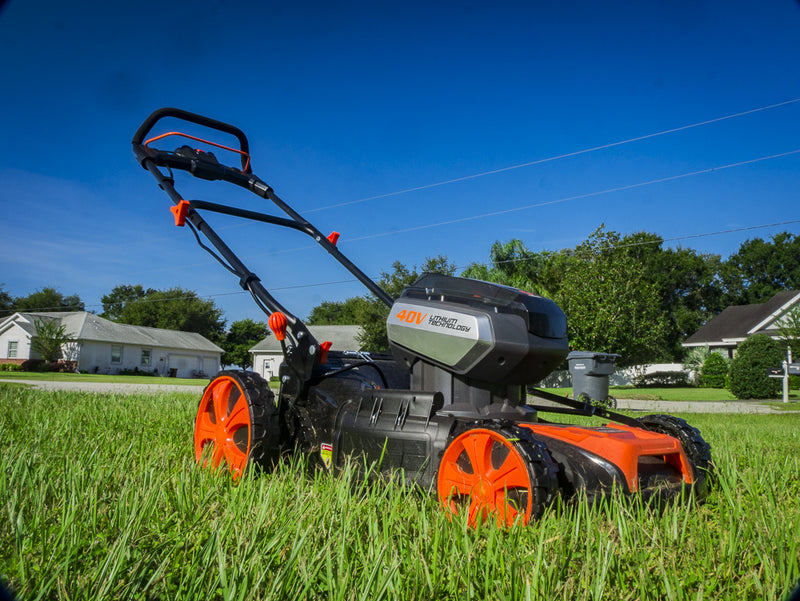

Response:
(554, 227), (670, 367)
(32, 318), (75, 363)
(306, 298), (364, 325)
(683, 345), (710, 385)
(728, 334), (784, 399)
(720, 232), (800, 305)
(222, 319), (270, 369)
(618, 231), (723, 360)
(13, 287), (84, 313)
(354, 255), (456, 352)
(461, 239), (566, 297)
(0, 284), (13, 317)
(101, 284), (226, 343)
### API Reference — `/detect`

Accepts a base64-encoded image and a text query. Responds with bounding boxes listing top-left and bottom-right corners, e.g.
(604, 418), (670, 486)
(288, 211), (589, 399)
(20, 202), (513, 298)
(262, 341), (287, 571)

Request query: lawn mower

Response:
(133, 108), (713, 526)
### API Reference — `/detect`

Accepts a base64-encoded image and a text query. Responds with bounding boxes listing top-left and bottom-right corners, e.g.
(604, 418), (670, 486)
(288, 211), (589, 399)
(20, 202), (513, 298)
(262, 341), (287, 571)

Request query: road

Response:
(3, 378), (796, 413)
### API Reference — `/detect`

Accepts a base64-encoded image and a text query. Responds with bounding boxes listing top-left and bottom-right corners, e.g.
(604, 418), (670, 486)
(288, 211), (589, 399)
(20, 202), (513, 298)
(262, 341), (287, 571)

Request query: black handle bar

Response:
(132, 107), (251, 173)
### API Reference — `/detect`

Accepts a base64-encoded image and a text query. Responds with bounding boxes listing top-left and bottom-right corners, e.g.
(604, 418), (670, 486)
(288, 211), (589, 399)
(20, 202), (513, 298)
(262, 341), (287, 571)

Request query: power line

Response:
(302, 97), (800, 214)
(6, 216), (796, 316)
(342, 148), (800, 244)
(149, 219), (800, 296)
(148, 145), (800, 274)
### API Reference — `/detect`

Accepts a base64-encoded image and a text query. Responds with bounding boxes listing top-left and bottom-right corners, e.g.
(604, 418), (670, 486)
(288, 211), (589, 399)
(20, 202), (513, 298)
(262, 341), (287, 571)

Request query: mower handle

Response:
(132, 107), (252, 173)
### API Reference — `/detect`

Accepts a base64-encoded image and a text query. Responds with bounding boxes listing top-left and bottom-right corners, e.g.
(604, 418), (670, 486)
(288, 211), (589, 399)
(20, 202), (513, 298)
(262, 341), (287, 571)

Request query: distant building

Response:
(0, 311), (222, 378)
(249, 325), (363, 379)
(682, 290), (800, 358)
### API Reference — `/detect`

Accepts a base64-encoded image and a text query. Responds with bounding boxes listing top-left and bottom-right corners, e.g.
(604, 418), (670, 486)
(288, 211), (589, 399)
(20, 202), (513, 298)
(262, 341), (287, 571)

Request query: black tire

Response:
(194, 370), (286, 477)
(639, 414), (714, 499)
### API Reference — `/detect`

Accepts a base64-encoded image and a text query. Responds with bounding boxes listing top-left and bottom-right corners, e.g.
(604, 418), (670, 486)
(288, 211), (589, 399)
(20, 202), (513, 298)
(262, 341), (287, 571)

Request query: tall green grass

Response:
(1, 386), (798, 600)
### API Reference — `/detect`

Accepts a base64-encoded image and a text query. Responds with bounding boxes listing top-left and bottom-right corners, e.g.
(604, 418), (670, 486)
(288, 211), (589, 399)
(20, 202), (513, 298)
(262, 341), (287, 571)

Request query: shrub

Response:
(119, 369), (156, 377)
(20, 359), (47, 372)
(728, 334), (784, 399)
(700, 353), (728, 388)
(683, 346), (710, 385)
(50, 361), (77, 373)
(633, 371), (688, 388)
(0, 363), (22, 371)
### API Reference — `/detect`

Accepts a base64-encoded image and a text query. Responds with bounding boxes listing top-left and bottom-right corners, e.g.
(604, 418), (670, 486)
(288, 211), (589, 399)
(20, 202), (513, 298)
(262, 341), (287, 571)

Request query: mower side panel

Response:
(333, 389), (454, 488)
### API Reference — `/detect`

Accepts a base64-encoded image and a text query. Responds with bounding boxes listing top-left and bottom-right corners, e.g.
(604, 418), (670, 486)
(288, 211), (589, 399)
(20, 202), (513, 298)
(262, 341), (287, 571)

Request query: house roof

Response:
(250, 325), (363, 353)
(1, 312), (223, 353)
(683, 290), (800, 347)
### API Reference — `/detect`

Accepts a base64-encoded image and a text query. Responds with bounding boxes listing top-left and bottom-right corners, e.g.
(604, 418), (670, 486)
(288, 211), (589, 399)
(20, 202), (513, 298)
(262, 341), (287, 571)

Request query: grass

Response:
(1, 387), (799, 600)
(0, 371), (209, 386)
(540, 386), (800, 402)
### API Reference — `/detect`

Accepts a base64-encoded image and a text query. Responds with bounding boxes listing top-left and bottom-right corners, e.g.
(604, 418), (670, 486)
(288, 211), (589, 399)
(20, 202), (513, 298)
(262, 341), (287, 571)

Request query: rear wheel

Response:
(640, 414), (714, 498)
(194, 370), (283, 479)
(437, 426), (557, 527)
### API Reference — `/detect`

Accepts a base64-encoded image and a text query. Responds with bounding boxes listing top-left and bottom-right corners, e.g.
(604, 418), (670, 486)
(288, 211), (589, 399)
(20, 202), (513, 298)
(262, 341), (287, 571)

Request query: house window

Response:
(7, 341), (17, 359)
(141, 349), (151, 366)
(111, 345), (122, 364)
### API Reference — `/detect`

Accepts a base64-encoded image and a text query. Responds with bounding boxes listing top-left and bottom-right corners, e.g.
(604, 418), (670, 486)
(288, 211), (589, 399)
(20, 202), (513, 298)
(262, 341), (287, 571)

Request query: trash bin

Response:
(567, 351), (620, 404)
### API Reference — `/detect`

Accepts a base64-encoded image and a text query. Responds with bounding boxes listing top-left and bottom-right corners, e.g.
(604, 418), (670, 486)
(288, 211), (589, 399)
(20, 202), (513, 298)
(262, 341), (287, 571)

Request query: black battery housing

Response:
(387, 273), (569, 386)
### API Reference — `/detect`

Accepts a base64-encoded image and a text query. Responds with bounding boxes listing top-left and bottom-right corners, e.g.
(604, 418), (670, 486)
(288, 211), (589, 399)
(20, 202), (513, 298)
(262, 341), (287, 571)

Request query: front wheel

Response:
(639, 414), (714, 499)
(437, 426), (557, 527)
(194, 370), (284, 479)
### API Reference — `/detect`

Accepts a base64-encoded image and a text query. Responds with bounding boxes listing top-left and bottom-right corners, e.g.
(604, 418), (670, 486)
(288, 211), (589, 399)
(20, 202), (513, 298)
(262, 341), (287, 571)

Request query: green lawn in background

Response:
(1, 386), (799, 600)
(540, 386), (800, 402)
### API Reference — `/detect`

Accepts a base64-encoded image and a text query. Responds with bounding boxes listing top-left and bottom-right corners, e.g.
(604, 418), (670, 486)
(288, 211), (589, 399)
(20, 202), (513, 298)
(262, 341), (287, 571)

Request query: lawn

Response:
(1, 387), (799, 600)
(0, 371), (210, 386)
(540, 386), (800, 402)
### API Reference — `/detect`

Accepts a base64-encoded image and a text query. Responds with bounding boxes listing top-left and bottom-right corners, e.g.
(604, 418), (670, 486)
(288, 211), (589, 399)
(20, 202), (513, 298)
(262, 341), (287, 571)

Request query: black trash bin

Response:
(567, 351), (620, 406)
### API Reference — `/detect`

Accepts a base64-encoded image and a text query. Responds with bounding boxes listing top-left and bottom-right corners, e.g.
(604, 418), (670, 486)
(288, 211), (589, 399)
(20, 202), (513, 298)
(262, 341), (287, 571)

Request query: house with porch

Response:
(249, 325), (363, 379)
(0, 311), (223, 378)
(682, 290), (800, 358)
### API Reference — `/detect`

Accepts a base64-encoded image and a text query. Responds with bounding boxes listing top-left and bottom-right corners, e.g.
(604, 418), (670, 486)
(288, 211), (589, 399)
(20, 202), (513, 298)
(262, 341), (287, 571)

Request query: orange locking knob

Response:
(170, 200), (190, 227)
(319, 340), (333, 364)
(268, 312), (288, 341)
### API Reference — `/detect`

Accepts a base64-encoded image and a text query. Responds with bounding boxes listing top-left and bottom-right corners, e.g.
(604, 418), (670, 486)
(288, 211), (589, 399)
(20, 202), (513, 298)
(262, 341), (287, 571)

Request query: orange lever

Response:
(268, 312), (288, 341)
(170, 200), (190, 227)
(319, 340), (333, 364)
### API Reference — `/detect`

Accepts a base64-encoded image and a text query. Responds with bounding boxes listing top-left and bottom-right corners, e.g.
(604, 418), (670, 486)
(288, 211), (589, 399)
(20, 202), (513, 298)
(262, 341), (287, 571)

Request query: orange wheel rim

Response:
(194, 376), (252, 479)
(437, 429), (533, 527)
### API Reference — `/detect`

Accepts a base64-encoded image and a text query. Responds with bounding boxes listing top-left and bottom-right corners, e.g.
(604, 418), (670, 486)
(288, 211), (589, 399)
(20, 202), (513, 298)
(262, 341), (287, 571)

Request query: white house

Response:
(0, 312), (223, 378)
(682, 290), (800, 358)
(249, 325), (363, 380)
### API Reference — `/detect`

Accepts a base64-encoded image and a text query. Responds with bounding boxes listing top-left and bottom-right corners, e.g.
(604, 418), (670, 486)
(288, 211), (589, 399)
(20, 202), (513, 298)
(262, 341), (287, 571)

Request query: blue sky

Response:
(1, 0), (799, 325)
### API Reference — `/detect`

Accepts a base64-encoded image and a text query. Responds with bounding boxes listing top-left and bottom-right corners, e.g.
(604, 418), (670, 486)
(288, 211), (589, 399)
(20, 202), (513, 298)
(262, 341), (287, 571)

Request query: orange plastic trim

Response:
(327, 231), (340, 246)
(170, 200), (190, 226)
(519, 423), (694, 492)
(145, 131), (251, 172)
